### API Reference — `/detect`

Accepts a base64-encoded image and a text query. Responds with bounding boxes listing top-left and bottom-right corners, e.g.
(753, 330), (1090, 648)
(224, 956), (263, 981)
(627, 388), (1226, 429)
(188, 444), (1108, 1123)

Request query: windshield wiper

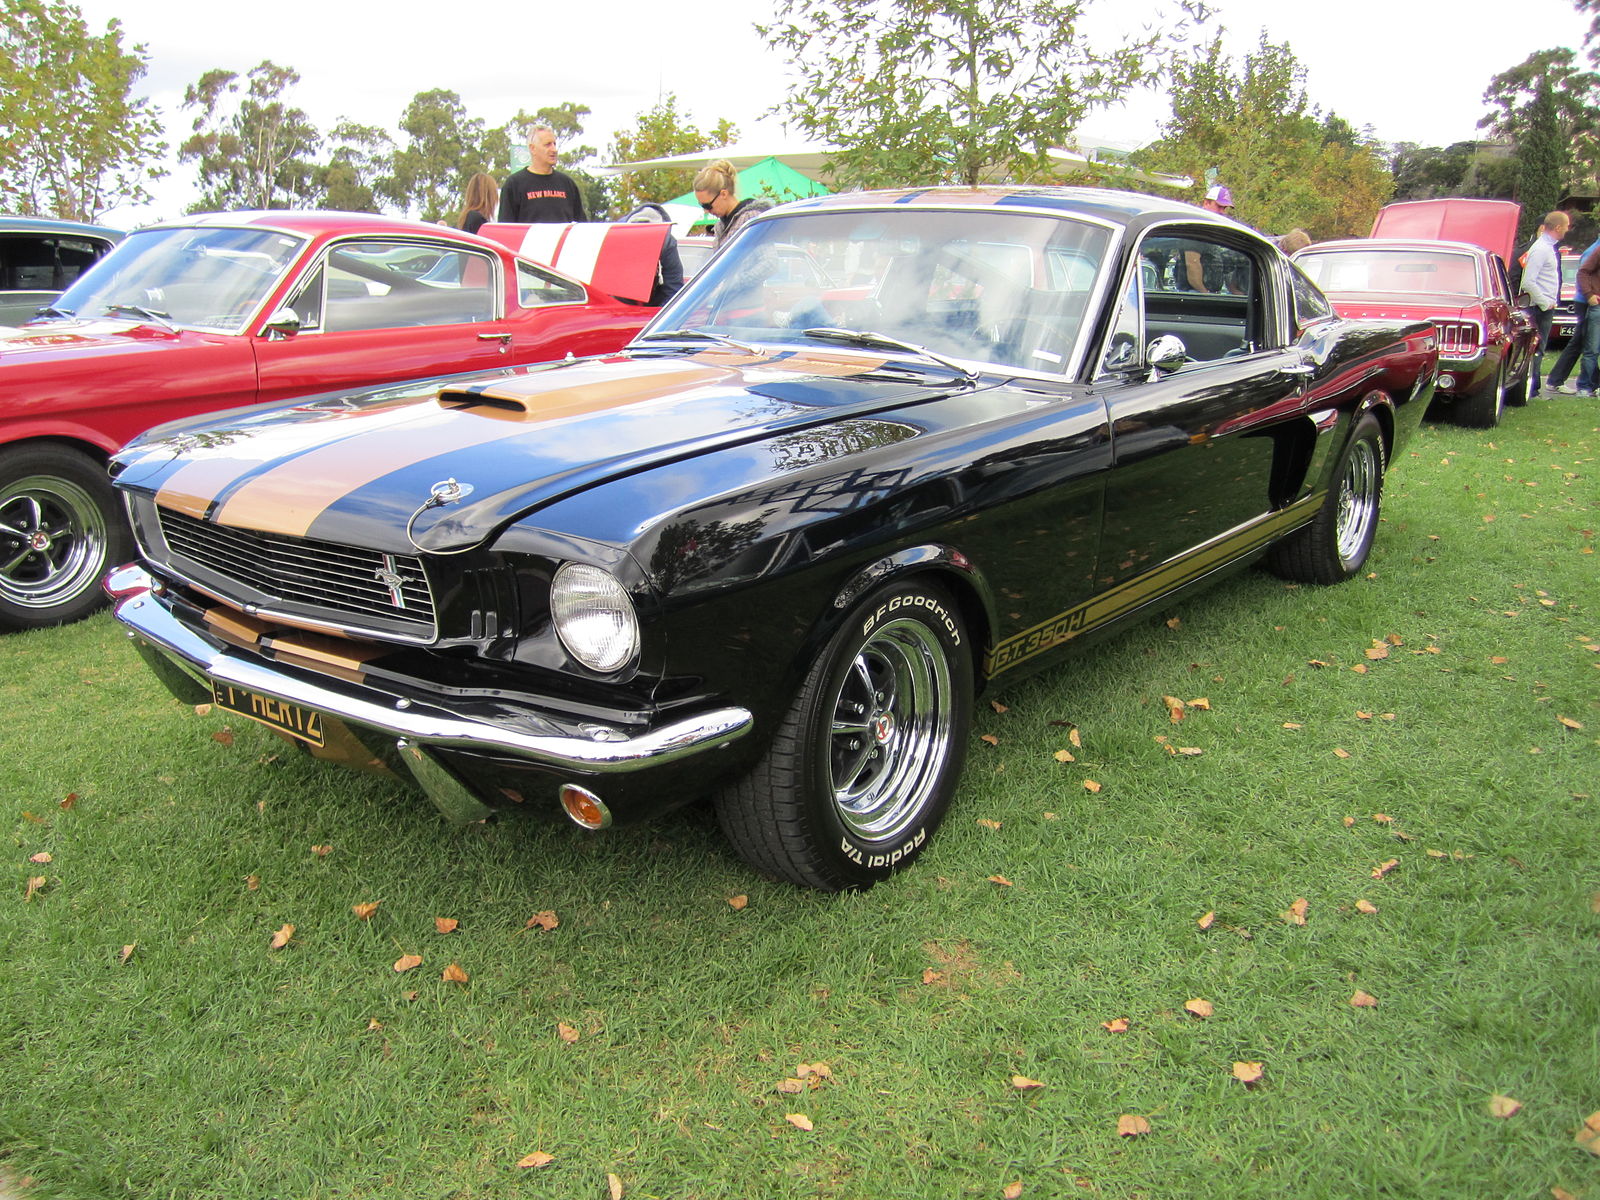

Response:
(802, 327), (978, 383)
(32, 304), (74, 320)
(103, 303), (176, 330)
(634, 327), (767, 356)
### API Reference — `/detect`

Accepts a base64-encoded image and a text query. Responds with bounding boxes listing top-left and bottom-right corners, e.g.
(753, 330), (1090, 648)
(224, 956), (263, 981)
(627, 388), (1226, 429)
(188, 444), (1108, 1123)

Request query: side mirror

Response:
(1145, 333), (1188, 374)
(262, 308), (302, 339)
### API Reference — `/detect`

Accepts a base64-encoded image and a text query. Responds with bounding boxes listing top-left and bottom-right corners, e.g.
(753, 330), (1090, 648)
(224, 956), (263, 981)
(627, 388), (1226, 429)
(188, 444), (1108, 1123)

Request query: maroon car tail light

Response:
(1433, 320), (1480, 356)
(560, 783), (612, 829)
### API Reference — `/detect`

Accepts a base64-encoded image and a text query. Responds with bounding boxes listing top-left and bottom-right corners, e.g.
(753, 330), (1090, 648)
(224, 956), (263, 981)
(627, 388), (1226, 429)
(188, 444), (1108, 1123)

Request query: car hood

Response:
(0, 317), (196, 359)
(1321, 292), (1483, 322)
(113, 348), (986, 553)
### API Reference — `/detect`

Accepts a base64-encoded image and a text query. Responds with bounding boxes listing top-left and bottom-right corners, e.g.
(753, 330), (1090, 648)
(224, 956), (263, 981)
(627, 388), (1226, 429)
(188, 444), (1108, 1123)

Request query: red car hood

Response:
(0, 317), (193, 361)
(1321, 292), (1482, 323)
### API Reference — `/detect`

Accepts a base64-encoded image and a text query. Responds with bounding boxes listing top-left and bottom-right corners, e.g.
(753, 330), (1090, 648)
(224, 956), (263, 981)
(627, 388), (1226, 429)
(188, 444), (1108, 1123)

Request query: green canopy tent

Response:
(667, 155), (831, 226)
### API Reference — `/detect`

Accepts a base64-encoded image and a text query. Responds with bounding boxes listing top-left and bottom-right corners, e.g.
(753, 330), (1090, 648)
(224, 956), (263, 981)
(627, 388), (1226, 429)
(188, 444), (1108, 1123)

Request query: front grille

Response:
(156, 507), (437, 638)
(1433, 320), (1480, 356)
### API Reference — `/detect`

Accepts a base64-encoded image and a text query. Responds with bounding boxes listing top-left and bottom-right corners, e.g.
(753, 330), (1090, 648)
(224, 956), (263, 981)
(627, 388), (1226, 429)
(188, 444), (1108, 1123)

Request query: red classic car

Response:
(1291, 198), (1537, 429)
(0, 211), (656, 630)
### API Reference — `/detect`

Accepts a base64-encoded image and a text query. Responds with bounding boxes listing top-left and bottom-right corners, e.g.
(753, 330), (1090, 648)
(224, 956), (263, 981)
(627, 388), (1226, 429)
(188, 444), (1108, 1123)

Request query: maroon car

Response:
(1291, 199), (1537, 429)
(0, 211), (655, 629)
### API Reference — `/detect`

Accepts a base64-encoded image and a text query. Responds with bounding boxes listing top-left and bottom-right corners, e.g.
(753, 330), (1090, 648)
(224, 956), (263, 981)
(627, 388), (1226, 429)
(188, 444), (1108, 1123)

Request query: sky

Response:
(75, 0), (1593, 227)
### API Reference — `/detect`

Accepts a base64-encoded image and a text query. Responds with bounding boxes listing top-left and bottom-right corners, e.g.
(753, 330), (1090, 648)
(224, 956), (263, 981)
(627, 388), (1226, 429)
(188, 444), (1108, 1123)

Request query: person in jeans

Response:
(1522, 211), (1570, 396)
(1573, 241), (1600, 396)
(1546, 237), (1597, 393)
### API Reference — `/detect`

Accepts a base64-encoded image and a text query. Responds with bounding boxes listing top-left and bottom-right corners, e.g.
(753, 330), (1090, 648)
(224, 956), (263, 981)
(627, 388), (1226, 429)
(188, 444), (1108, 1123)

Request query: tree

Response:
(179, 61), (322, 211)
(0, 0), (165, 220)
(1387, 141), (1516, 203)
(760, 0), (1192, 189)
(1136, 31), (1392, 239)
(1480, 48), (1600, 243)
(379, 90), (503, 222)
(607, 94), (739, 210)
(318, 121), (392, 213)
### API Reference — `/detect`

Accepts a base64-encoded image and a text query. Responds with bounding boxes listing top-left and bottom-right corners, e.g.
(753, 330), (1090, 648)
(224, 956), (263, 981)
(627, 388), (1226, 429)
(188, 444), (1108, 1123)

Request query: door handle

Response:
(477, 331), (512, 353)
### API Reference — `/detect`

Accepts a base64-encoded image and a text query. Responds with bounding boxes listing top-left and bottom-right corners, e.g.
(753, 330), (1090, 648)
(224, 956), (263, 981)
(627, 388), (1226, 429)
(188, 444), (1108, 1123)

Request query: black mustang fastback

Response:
(107, 187), (1437, 890)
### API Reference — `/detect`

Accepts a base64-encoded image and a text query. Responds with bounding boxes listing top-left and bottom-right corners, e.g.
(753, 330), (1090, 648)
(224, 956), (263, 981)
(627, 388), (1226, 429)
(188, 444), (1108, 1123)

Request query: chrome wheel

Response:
(827, 617), (955, 840)
(1334, 437), (1380, 566)
(0, 473), (110, 611)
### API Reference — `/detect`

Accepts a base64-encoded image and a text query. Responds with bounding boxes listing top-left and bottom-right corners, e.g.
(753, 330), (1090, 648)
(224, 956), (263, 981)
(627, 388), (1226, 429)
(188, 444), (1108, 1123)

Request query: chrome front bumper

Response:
(109, 564), (754, 817)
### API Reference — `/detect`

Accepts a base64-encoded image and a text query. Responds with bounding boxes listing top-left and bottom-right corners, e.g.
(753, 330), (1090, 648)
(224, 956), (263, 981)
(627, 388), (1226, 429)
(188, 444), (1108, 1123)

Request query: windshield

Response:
(1296, 248), (1482, 297)
(51, 225), (306, 331)
(646, 208), (1112, 375)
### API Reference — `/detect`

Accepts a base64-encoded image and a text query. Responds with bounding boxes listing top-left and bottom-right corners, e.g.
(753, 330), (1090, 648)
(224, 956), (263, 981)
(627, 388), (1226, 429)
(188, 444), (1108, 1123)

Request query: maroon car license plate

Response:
(212, 682), (326, 747)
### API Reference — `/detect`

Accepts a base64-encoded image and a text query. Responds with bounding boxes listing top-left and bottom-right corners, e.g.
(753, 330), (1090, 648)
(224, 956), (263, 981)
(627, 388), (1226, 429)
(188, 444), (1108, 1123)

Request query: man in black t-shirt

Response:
(497, 125), (586, 223)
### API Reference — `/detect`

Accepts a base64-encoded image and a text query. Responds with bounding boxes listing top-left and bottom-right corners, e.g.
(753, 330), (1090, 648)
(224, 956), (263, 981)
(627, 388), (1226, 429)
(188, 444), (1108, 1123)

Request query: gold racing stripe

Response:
(211, 360), (739, 537)
(985, 496), (1324, 677)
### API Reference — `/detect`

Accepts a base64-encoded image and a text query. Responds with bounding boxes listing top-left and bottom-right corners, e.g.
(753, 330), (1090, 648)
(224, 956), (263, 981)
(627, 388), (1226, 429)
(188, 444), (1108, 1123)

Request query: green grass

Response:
(4, 395), (1597, 1200)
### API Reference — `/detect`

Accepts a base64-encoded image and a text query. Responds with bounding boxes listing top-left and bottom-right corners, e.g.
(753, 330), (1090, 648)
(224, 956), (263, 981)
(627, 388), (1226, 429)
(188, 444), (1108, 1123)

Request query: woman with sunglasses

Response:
(694, 160), (771, 248)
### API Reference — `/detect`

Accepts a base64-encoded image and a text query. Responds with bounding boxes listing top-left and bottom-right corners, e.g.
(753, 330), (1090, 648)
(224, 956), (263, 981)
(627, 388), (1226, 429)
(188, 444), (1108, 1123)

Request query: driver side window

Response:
(1100, 230), (1266, 375)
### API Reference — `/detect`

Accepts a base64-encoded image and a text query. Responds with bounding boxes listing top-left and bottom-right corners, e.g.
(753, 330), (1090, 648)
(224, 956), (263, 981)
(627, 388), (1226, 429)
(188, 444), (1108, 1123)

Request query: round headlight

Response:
(550, 564), (639, 673)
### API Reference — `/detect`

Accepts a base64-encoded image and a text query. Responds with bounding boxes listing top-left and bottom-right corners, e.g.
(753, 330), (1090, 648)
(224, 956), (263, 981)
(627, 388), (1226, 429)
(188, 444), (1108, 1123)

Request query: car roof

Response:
(0, 215), (123, 239)
(148, 210), (483, 240)
(1296, 239), (1489, 257)
(770, 185), (1219, 230)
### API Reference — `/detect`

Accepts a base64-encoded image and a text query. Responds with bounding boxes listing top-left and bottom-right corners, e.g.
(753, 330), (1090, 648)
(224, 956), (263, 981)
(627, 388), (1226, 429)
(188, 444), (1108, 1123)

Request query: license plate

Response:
(211, 682), (326, 747)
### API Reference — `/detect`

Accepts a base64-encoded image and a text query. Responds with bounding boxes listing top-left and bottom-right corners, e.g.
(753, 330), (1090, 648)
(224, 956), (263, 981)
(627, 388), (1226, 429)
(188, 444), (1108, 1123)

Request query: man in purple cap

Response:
(1185, 184), (1235, 290)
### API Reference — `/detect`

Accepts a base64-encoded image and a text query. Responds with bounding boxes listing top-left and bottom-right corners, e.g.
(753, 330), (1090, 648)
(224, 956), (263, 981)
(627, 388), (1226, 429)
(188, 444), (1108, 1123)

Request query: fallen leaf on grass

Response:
(119, 943), (136, 963)
(1102, 1018), (1130, 1033)
(1342, 816), (1356, 827)
(776, 1078), (805, 1094)
(1083, 780), (1102, 793)
(352, 901), (381, 921)
(212, 728), (234, 746)
(1372, 858), (1400, 879)
(434, 917), (459, 934)
(1552, 1188), (1577, 1200)
(1355, 899), (1379, 914)
(1577, 1111), (1600, 1156)
(785, 1113), (814, 1131)
(988, 875), (1013, 887)
(1232, 1061), (1264, 1084)
(393, 954), (422, 973)
(441, 962), (469, 983)
(1052, 749), (1075, 762)
(990, 701), (1009, 714)
(28, 852), (51, 864)
(1350, 990), (1378, 1008)
(1283, 722), (1304, 730)
(980, 734), (1000, 747)
(515, 1151), (554, 1169)
(557, 1022), (580, 1044)
(1116, 1114), (1150, 1137)
(976, 818), (1003, 830)
(1558, 716), (1584, 731)
(1333, 748), (1352, 759)
(922, 969), (942, 984)
(796, 1062), (831, 1080)
(1184, 998), (1214, 1019)
(1069, 727), (1082, 749)
(607, 1173), (624, 1200)
(1011, 1075), (1044, 1090)
(1004, 1182), (1024, 1199)
(1487, 1094), (1522, 1118)
(727, 894), (749, 910)
(1163, 696), (1186, 723)
(1281, 897), (1309, 926)
(310, 844), (332, 857)
(269, 923), (294, 949)
(1197, 911), (1215, 930)
(246, 874), (260, 890)
(1372, 813), (1393, 824)
(525, 911), (559, 931)
(59, 792), (77, 810)
(1188, 697), (1211, 710)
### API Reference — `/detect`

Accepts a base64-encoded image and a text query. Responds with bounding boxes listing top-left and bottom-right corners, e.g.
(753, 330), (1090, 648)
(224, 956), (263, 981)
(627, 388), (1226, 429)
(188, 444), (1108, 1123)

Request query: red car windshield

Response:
(52, 225), (307, 332)
(1297, 248), (1482, 298)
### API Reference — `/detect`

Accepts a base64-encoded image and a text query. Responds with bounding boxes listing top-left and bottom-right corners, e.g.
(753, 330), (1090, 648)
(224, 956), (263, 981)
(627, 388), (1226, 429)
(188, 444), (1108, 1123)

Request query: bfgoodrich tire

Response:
(714, 579), (973, 890)
(1267, 414), (1385, 586)
(0, 444), (129, 631)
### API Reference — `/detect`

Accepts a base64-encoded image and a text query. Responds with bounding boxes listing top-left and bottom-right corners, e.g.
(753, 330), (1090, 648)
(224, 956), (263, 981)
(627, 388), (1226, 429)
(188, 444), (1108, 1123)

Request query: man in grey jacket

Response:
(1522, 210), (1570, 397)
